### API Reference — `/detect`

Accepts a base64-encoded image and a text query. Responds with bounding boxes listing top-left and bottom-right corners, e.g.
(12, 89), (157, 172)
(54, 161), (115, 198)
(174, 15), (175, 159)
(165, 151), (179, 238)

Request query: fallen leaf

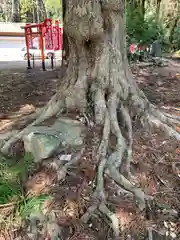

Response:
(176, 126), (180, 132)
(175, 148), (180, 155)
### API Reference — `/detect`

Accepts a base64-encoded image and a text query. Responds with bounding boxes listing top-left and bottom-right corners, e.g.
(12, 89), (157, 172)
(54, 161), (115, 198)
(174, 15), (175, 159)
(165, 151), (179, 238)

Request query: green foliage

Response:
(0, 153), (50, 230)
(0, 7), (5, 21)
(20, 0), (34, 13)
(45, 0), (62, 21)
(19, 0), (62, 22)
(0, 177), (21, 204)
(126, 6), (145, 43)
(172, 25), (180, 51)
(20, 0), (34, 22)
(0, 194), (51, 230)
(17, 194), (51, 219)
(0, 152), (34, 205)
(126, 3), (166, 46)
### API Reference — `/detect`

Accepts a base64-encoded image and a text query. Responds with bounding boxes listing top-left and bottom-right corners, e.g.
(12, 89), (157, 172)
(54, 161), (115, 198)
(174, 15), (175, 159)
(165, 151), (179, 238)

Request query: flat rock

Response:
(23, 117), (85, 162)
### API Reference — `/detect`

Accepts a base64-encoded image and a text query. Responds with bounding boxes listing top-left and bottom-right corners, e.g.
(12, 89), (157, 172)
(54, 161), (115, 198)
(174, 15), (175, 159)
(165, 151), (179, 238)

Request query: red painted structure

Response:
(22, 19), (63, 70)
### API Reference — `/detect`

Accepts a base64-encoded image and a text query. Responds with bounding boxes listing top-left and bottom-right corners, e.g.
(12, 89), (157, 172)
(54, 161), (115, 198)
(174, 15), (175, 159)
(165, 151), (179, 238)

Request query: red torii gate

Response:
(22, 19), (63, 70)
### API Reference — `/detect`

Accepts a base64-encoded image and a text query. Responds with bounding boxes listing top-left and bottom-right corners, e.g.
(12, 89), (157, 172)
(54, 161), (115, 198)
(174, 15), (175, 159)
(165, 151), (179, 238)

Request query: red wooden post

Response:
(25, 27), (32, 69)
(23, 19), (62, 70)
(39, 25), (46, 71)
(44, 18), (53, 50)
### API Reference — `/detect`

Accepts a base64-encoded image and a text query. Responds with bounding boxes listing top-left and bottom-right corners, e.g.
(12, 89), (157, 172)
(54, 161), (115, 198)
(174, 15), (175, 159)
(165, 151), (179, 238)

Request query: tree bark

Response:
(11, 0), (20, 22)
(36, 0), (40, 23)
(156, 0), (161, 21)
(40, 0), (47, 20)
(1, 0), (180, 237)
(36, 0), (47, 22)
(169, 16), (178, 44)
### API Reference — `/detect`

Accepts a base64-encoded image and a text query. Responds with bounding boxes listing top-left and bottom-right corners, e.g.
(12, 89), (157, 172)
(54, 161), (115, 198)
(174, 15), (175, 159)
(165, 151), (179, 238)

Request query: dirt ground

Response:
(0, 69), (59, 132)
(0, 60), (180, 239)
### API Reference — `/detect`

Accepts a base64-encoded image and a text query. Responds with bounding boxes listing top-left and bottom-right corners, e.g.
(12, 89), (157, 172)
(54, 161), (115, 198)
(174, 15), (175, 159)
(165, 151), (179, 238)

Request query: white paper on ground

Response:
(58, 154), (72, 161)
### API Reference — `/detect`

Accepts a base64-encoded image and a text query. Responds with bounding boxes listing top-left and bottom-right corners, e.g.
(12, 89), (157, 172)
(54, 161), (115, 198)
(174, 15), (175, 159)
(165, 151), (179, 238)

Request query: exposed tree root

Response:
(1, 81), (180, 240)
(93, 111), (110, 200)
(1, 81), (180, 238)
(148, 115), (180, 140)
(164, 112), (180, 121)
(79, 90), (180, 238)
(0, 95), (65, 155)
(147, 106), (180, 140)
(1, 2), (180, 238)
(150, 105), (180, 127)
(119, 105), (133, 178)
(79, 93), (148, 237)
(42, 147), (85, 182)
(99, 203), (119, 237)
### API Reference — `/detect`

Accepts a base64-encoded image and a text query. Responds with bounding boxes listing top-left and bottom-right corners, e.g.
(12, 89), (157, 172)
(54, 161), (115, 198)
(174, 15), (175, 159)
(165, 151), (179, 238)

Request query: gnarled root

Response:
(1, 79), (180, 239)
(147, 104), (180, 140)
(0, 95), (65, 155)
(80, 93), (147, 238)
(80, 90), (180, 237)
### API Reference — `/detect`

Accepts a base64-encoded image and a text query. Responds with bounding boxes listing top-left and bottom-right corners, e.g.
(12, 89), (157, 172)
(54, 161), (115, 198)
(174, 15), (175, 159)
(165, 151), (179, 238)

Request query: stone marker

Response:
(151, 39), (162, 57)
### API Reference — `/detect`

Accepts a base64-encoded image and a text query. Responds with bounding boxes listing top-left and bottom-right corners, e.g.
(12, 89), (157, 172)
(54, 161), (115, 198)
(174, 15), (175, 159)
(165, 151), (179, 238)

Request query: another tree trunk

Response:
(169, 16), (178, 44)
(1, 0), (180, 237)
(141, 0), (145, 17)
(40, 0), (47, 20)
(32, 6), (36, 23)
(11, 0), (20, 22)
(36, 0), (47, 23)
(36, 0), (40, 23)
(156, 0), (161, 21)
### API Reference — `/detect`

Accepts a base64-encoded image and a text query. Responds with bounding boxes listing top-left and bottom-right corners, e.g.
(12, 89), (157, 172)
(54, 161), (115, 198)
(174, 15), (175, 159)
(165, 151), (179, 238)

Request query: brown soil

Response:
(0, 61), (180, 239)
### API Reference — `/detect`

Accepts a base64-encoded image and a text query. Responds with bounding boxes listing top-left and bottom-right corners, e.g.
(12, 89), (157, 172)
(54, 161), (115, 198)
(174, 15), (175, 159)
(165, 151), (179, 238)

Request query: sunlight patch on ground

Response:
(0, 119), (13, 132)
(15, 104), (36, 115)
(0, 104), (36, 132)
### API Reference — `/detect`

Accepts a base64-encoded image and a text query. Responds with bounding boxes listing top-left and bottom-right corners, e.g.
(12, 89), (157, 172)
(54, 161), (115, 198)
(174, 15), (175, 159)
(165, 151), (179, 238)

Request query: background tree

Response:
(11, 0), (20, 22)
(20, 0), (47, 23)
(0, 0), (179, 53)
(1, 0), (180, 237)
(36, 0), (47, 23)
(0, 0), (12, 21)
(45, 0), (62, 21)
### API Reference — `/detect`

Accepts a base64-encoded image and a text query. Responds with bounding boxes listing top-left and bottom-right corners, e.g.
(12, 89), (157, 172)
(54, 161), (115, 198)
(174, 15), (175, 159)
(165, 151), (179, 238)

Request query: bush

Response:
(126, 5), (166, 46)
(172, 26), (180, 51)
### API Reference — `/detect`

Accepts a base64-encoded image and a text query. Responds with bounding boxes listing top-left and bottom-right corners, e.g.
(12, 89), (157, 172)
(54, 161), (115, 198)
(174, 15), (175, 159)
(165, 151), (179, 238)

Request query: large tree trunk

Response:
(62, 0), (142, 119)
(1, 0), (180, 237)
